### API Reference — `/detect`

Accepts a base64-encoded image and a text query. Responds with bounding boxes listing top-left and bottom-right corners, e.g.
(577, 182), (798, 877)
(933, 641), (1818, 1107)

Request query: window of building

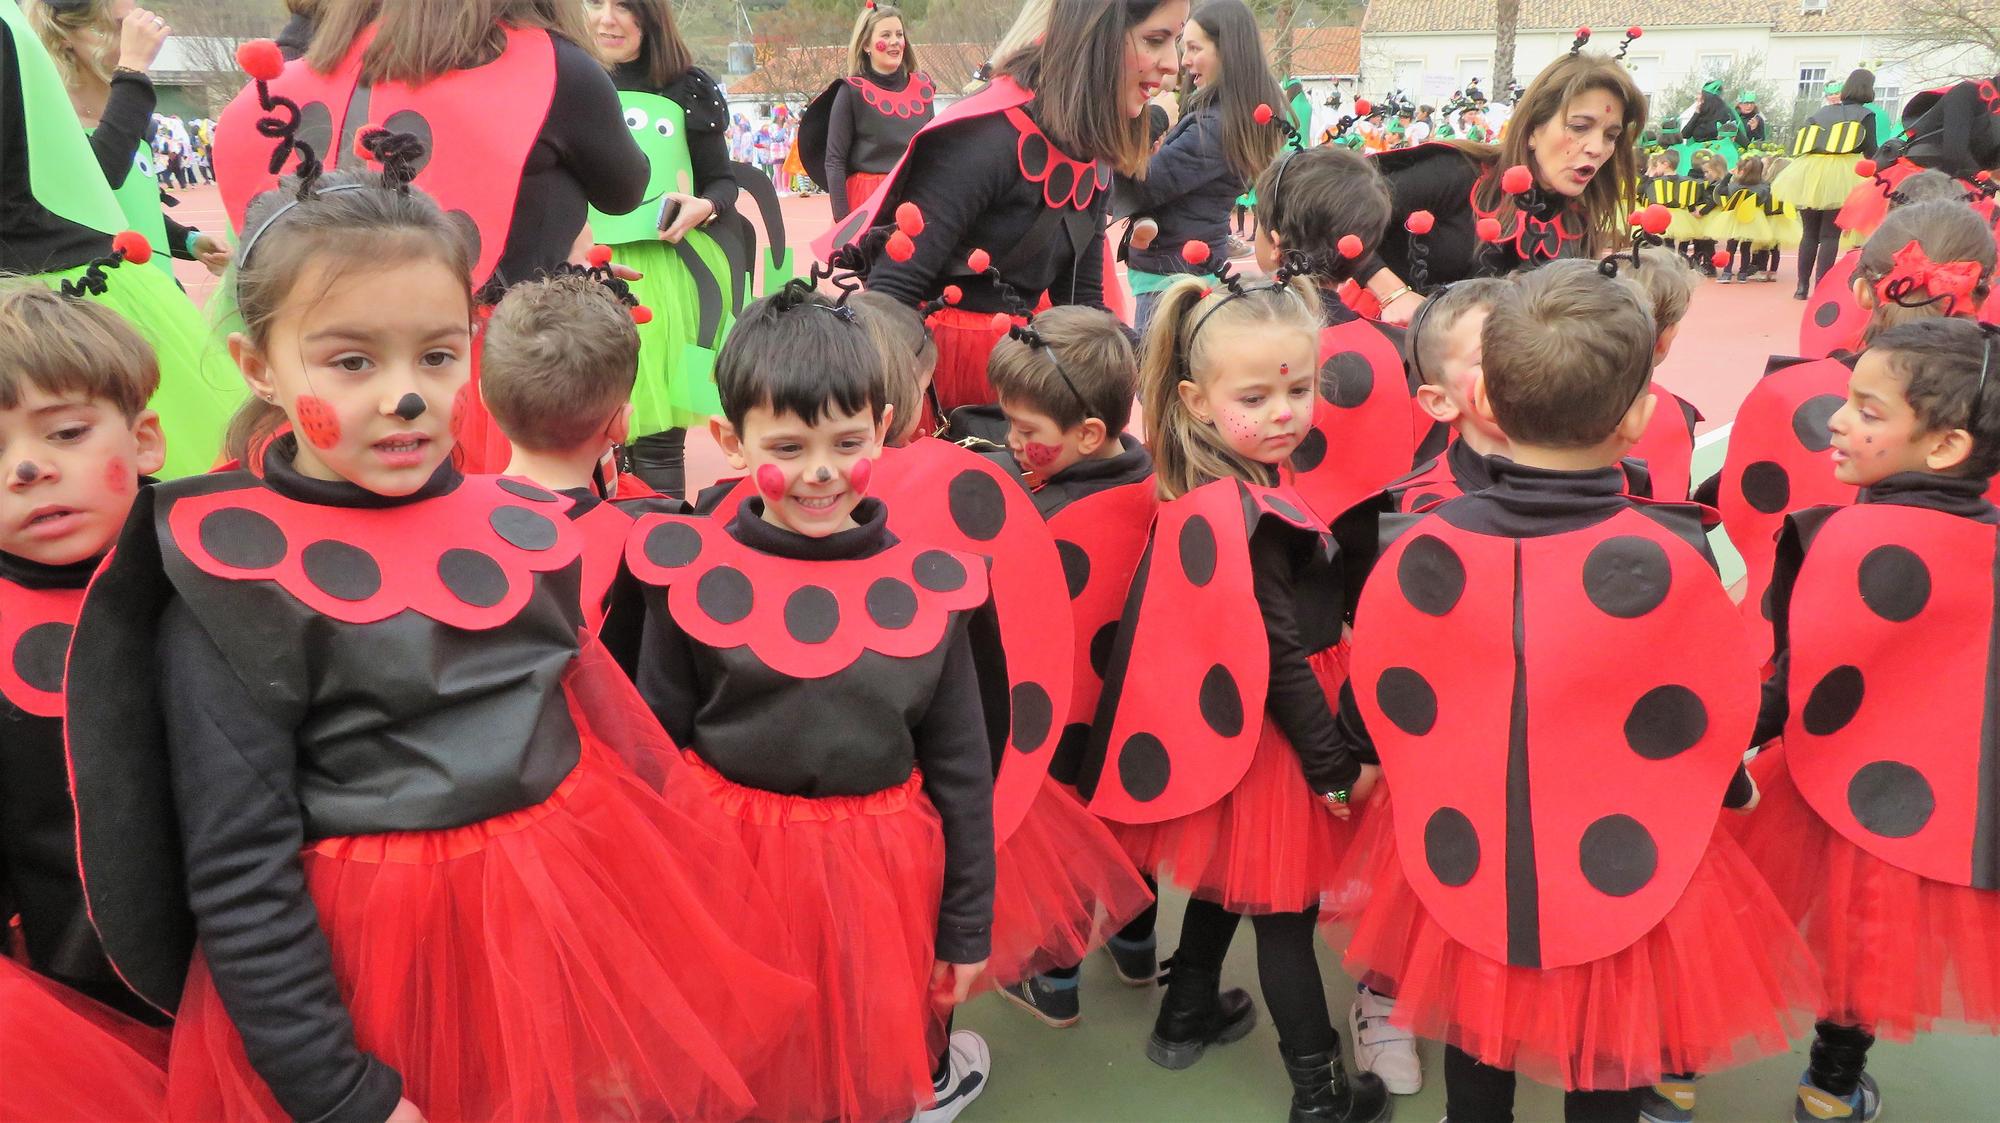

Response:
(1876, 75), (1903, 123)
(1697, 52), (1733, 76)
(1456, 57), (1488, 91)
(1392, 58), (1421, 96)
(1624, 53), (1661, 98)
(1797, 63), (1829, 103)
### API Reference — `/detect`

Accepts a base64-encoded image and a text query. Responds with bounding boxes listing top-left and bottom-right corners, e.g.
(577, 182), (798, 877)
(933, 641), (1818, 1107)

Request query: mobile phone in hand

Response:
(657, 197), (683, 232)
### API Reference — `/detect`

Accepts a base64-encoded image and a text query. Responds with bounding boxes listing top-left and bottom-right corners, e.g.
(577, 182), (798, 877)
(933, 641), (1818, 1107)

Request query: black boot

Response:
(1281, 1040), (1391, 1123)
(1794, 278), (1811, 300)
(1145, 959), (1257, 1070)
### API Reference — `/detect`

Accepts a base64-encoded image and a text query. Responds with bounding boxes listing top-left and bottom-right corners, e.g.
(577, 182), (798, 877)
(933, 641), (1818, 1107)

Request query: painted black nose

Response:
(394, 393), (427, 421)
(14, 460), (38, 483)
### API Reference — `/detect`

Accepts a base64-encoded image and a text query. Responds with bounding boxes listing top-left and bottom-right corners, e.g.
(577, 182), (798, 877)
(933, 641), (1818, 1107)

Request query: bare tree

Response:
(1492, 0), (1519, 92)
(156, 0), (287, 114)
(1883, 0), (2000, 77)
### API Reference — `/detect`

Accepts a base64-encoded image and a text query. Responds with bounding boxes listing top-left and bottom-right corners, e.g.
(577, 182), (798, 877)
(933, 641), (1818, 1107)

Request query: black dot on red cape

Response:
(866, 577), (918, 628)
(1581, 536), (1671, 618)
(302, 539), (382, 602)
(1578, 813), (1656, 897)
(1847, 760), (1934, 838)
(1046, 162), (1077, 206)
(1116, 732), (1170, 801)
(12, 622), (72, 694)
(1858, 545), (1929, 621)
(438, 549), (508, 607)
(497, 479), (561, 503)
(490, 506), (559, 552)
(1011, 683), (1053, 751)
(947, 471), (1007, 542)
(645, 522), (703, 568)
(379, 109), (435, 174)
(1623, 684), (1707, 759)
(1398, 534), (1466, 616)
(1178, 515), (1218, 586)
(1198, 663), (1243, 736)
(1057, 540), (1090, 599)
(1423, 806), (1479, 887)
(1802, 664), (1864, 735)
(914, 550), (968, 592)
(1089, 620), (1118, 678)
(1291, 429), (1327, 472)
(1791, 395), (1843, 453)
(698, 566), (755, 624)
(784, 585), (839, 643)
(1813, 301), (1842, 329)
(1739, 461), (1790, 514)
(1263, 495), (1308, 525)
(1320, 351), (1375, 408)
(200, 507), (287, 569)
(1376, 666), (1437, 735)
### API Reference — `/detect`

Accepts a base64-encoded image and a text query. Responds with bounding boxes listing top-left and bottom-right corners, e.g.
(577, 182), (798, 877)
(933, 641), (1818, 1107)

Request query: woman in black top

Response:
(1773, 68), (1879, 296)
(1357, 43), (1646, 323)
(816, 3), (935, 219)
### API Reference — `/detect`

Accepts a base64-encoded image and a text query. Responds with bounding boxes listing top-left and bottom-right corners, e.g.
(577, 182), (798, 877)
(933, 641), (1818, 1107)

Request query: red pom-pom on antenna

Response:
(1501, 164), (1534, 195)
(895, 202), (925, 237)
(1253, 103), (1274, 125)
(1337, 234), (1365, 259)
(1576, 26), (1591, 38)
(586, 244), (614, 268)
(1475, 216), (1503, 243)
(629, 305), (654, 325)
(1404, 210), (1435, 236)
(885, 230), (915, 262)
(111, 231), (151, 265)
(990, 312), (1013, 333)
(1626, 26), (1643, 39)
(1181, 239), (1212, 265)
(967, 248), (992, 273)
(1854, 159), (1878, 178)
(236, 39), (285, 82)
(942, 284), (963, 305)
(1712, 249), (1733, 271)
(1639, 204), (1672, 236)
(1354, 98), (1372, 116)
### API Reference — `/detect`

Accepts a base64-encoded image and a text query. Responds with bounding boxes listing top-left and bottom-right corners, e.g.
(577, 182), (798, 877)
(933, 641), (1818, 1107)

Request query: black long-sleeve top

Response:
(863, 108), (1106, 314)
(1118, 103), (1239, 275)
(0, 44), (114, 275)
(633, 499), (995, 963)
(1252, 516), (1364, 794)
(1753, 472), (2000, 748)
(609, 61), (737, 222)
(85, 71), (199, 258)
(1359, 146), (1590, 290)
(824, 68), (924, 217)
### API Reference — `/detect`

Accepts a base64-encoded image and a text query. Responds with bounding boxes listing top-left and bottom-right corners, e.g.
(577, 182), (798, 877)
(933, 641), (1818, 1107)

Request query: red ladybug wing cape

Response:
(1082, 479), (1333, 824)
(1291, 317), (1419, 523)
(566, 484), (683, 634)
(1718, 354), (1858, 652)
(216, 24), (556, 287)
(0, 578), (84, 719)
(1629, 387), (1703, 502)
(1350, 506), (1759, 968)
(1799, 251), (1867, 360)
(1044, 479), (1158, 785)
(1784, 503), (2000, 888)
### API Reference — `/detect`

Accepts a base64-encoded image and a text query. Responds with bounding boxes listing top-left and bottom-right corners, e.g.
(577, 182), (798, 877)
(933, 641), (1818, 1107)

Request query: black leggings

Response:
(625, 428), (687, 498)
(1173, 897), (1333, 1053)
(1796, 207), (1843, 288)
(1444, 1047), (1640, 1123)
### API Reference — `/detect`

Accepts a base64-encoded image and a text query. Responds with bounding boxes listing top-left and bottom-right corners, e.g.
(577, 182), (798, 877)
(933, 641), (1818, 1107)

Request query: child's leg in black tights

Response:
(1806, 1020), (1875, 1097)
(1251, 908), (1336, 1053)
(1117, 876), (1159, 943)
(1447, 1046), (1640, 1123)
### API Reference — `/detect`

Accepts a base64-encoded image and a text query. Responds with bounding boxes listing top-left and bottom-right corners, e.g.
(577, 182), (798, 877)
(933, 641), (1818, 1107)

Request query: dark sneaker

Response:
(1105, 935), (1158, 986)
(1639, 1074), (1698, 1123)
(999, 973), (1080, 1028)
(1794, 1071), (1882, 1122)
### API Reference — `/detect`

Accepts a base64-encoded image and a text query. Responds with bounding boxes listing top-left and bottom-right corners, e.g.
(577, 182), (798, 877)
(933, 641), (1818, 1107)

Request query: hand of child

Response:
(929, 958), (986, 1010)
(386, 1097), (428, 1123)
(118, 8), (170, 74)
(1325, 764), (1382, 820)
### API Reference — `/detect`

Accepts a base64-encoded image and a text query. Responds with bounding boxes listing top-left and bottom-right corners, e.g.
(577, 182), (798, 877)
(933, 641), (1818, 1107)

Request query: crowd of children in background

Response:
(149, 112), (215, 189)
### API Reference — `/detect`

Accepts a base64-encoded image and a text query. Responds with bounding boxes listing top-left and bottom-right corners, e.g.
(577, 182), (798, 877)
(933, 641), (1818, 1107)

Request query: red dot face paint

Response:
(103, 456), (133, 495)
(1021, 441), (1063, 468)
(848, 456), (873, 498)
(755, 463), (788, 502)
(295, 395), (342, 450)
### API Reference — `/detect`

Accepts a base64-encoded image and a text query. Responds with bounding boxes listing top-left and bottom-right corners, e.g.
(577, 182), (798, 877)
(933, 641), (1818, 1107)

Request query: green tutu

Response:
(1771, 152), (1863, 211)
(41, 262), (242, 478)
(613, 231), (733, 435)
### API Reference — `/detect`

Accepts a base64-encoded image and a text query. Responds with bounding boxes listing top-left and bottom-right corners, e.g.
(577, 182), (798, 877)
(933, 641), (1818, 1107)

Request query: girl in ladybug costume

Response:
(800, 2), (936, 220)
(63, 150), (807, 1123)
(1080, 267), (1390, 1123)
(1739, 318), (2000, 1123)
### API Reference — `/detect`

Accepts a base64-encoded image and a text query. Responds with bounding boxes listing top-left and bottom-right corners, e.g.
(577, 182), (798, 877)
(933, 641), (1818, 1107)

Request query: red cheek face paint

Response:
(848, 456), (872, 497)
(103, 456), (133, 495)
(295, 395), (342, 450)
(1022, 441), (1062, 468)
(874, 39), (890, 52)
(755, 463), (787, 502)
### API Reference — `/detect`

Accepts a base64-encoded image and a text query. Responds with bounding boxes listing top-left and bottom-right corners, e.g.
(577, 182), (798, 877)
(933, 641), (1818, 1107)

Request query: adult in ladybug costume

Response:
(1772, 68), (1880, 297)
(1834, 73), (2000, 247)
(815, 0), (1185, 413)
(1738, 319), (2000, 1122)
(799, 2), (936, 220)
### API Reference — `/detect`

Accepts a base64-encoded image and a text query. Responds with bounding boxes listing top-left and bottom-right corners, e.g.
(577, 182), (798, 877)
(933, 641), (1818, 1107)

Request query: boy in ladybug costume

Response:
(1624, 247), (1705, 502)
(1739, 318), (2000, 1123)
(1335, 261), (1818, 1123)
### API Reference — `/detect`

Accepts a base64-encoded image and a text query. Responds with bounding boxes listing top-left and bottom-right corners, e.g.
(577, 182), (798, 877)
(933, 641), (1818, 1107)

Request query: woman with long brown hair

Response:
(1358, 37), (1647, 324)
(800, 3), (935, 220)
(816, 0), (1188, 415)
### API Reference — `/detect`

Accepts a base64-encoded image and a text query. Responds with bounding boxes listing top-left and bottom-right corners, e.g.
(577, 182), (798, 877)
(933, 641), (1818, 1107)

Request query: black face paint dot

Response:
(1011, 682), (1053, 751)
(1376, 666), (1438, 736)
(913, 549), (968, 592)
(1581, 536), (1672, 618)
(1197, 664), (1244, 736)
(1178, 515), (1218, 586)
(1398, 534), (1467, 616)
(1579, 814), (1658, 897)
(1411, 492), (1447, 511)
(1802, 664), (1865, 735)
(1846, 760), (1935, 838)
(1116, 732), (1171, 801)
(1089, 620), (1119, 678)
(1791, 394), (1844, 453)
(438, 549), (508, 607)
(644, 521), (703, 569)
(199, 507), (287, 570)
(1623, 684), (1708, 760)
(947, 470), (1007, 542)
(12, 622), (72, 694)
(300, 540), (382, 602)
(497, 478), (560, 503)
(393, 392), (426, 421)
(697, 566), (755, 624)
(1057, 540), (1091, 599)
(1813, 301), (1841, 329)
(1320, 351), (1375, 408)
(1423, 806), (1480, 887)
(783, 585), (839, 644)
(865, 577), (918, 629)
(1291, 428), (1328, 472)
(1739, 460), (1791, 515)
(1857, 545), (1930, 622)
(489, 506), (559, 552)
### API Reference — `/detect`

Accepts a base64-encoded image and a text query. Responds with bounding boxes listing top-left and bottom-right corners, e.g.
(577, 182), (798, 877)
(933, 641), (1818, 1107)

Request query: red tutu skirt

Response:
(1114, 649), (1359, 915)
(988, 776), (1155, 987)
(844, 170), (889, 214)
(1735, 741), (2000, 1039)
(927, 305), (1011, 416)
(167, 663), (811, 1123)
(661, 753), (949, 1123)
(1329, 788), (1820, 1090)
(1835, 158), (1916, 239)
(1, 956), (167, 1121)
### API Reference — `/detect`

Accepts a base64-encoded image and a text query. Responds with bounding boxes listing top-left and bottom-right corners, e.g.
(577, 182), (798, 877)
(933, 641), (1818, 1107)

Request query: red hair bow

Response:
(1876, 241), (1984, 312)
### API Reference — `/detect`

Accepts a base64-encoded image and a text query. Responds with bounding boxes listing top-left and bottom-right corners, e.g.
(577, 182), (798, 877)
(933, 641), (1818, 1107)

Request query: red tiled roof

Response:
(1361, 0), (1904, 36)
(1284, 26), (1360, 77)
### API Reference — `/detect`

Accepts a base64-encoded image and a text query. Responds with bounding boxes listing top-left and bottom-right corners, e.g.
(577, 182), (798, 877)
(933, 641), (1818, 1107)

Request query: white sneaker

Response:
(1349, 984), (1422, 1095)
(912, 1029), (990, 1123)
